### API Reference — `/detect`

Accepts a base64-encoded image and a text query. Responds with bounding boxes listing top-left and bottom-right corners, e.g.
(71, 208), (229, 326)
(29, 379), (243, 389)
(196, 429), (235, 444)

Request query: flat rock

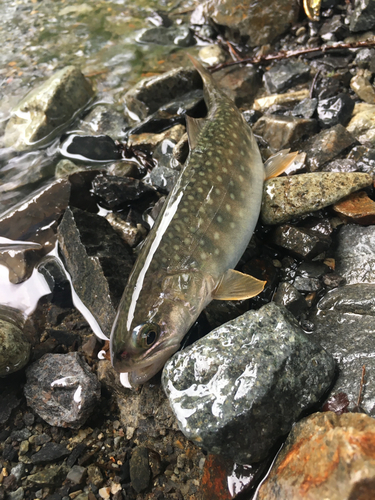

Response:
(303, 124), (357, 171)
(0, 317), (30, 377)
(261, 172), (373, 225)
(31, 442), (69, 464)
(4, 66), (94, 151)
(258, 412), (375, 500)
(253, 115), (317, 151)
(24, 352), (101, 428)
(92, 174), (155, 209)
(57, 207), (133, 337)
(350, 74), (375, 104)
(349, 0), (375, 32)
(128, 124), (185, 150)
(317, 93), (354, 128)
(137, 25), (195, 47)
(123, 67), (201, 122)
(212, 64), (261, 108)
(312, 284), (375, 415)
(347, 102), (375, 145)
(193, 0), (299, 47)
(162, 302), (335, 464)
(263, 60), (310, 94)
(254, 89), (309, 113)
(333, 191), (375, 224)
(129, 447), (151, 493)
(271, 225), (331, 259)
(336, 224), (375, 284)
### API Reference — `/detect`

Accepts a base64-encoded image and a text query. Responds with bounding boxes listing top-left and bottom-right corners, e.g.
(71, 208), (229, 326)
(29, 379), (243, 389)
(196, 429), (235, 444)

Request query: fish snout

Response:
(111, 347), (135, 373)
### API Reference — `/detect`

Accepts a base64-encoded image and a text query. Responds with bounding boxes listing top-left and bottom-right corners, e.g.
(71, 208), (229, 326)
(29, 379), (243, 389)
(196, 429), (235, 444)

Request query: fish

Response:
(110, 55), (298, 386)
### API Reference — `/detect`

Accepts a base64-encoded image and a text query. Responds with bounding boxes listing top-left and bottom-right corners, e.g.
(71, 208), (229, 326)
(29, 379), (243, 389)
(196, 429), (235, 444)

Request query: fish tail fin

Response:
(187, 54), (215, 89)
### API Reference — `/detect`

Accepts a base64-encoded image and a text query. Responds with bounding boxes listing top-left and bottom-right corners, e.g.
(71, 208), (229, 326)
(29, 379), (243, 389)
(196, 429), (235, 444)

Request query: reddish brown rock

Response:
(333, 191), (375, 225)
(201, 455), (232, 500)
(257, 412), (375, 500)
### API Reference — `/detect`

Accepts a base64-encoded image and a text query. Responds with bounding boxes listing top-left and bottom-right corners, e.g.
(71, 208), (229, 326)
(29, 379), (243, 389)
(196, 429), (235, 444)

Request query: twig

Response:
(210, 39), (375, 72)
(357, 364), (366, 407)
(309, 68), (321, 99)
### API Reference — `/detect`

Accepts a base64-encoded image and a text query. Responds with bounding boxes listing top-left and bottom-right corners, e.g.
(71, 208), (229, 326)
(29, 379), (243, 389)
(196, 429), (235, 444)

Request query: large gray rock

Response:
(4, 66), (94, 151)
(162, 302), (335, 464)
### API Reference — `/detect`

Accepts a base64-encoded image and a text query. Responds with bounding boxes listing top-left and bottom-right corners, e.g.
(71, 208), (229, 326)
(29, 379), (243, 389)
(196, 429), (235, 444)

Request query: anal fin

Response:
(264, 150), (305, 180)
(212, 269), (266, 301)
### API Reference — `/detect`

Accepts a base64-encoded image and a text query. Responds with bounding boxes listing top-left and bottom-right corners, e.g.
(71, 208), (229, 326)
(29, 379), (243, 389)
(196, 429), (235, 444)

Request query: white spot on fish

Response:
(230, 222), (236, 229)
(226, 204), (231, 212)
(217, 175), (223, 182)
(215, 188), (221, 195)
(214, 232), (220, 240)
(217, 215), (223, 223)
(214, 248), (220, 255)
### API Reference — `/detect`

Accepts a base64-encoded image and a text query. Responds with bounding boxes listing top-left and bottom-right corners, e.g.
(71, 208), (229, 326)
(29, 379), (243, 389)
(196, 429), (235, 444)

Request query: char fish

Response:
(110, 56), (296, 385)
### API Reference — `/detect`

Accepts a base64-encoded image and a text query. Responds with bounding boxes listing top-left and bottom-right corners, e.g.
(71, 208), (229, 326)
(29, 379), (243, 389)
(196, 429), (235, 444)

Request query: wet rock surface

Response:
(258, 412), (375, 500)
(0, 318), (30, 377)
(24, 352), (101, 428)
(163, 302), (335, 464)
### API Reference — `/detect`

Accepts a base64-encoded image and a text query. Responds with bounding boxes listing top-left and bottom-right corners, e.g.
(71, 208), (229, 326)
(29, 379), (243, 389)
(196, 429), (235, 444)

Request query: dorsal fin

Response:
(186, 115), (206, 150)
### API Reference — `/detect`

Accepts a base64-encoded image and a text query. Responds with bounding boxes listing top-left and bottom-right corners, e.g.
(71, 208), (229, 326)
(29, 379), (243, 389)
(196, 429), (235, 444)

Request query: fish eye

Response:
(133, 323), (160, 349)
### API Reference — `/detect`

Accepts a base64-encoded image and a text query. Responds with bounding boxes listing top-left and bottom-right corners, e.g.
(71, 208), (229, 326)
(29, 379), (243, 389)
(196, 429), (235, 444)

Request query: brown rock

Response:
(128, 124), (185, 150)
(333, 191), (375, 224)
(258, 412), (375, 500)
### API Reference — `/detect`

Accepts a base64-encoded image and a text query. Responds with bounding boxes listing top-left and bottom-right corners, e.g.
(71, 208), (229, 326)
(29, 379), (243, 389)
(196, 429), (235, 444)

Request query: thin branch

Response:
(210, 39), (375, 72)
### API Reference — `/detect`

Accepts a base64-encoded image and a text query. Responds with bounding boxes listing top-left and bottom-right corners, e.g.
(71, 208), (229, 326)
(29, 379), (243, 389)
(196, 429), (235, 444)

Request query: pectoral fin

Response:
(186, 115), (206, 150)
(212, 269), (266, 300)
(264, 150), (304, 180)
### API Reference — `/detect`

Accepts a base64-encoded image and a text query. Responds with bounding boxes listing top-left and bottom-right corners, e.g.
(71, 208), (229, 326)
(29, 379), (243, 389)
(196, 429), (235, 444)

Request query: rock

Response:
(320, 14), (348, 40)
(253, 115), (317, 150)
(193, 0), (300, 47)
(336, 224), (375, 285)
(78, 105), (128, 141)
(129, 447), (151, 493)
(66, 465), (87, 485)
(303, 124), (357, 171)
(271, 225), (331, 259)
(128, 124), (186, 150)
(24, 352), (101, 428)
(291, 97), (318, 119)
(350, 74), (375, 104)
(263, 60), (310, 94)
(137, 25), (195, 47)
(162, 302), (335, 464)
(27, 464), (68, 487)
(37, 256), (73, 309)
(347, 145), (375, 174)
(317, 93), (354, 128)
(273, 282), (307, 316)
(55, 159), (82, 178)
(349, 0), (375, 33)
(322, 158), (358, 173)
(6, 488), (24, 500)
(57, 207), (133, 337)
(347, 102), (375, 145)
(355, 48), (375, 68)
(254, 89), (310, 113)
(4, 66), (94, 151)
(31, 442), (70, 464)
(261, 172), (373, 225)
(0, 179), (70, 283)
(59, 134), (122, 162)
(333, 191), (375, 224)
(0, 317), (30, 376)
(198, 45), (226, 66)
(150, 165), (179, 193)
(257, 412), (375, 499)
(123, 67), (202, 122)
(0, 387), (21, 424)
(92, 174), (155, 209)
(105, 213), (146, 248)
(312, 284), (375, 415)
(213, 65), (261, 108)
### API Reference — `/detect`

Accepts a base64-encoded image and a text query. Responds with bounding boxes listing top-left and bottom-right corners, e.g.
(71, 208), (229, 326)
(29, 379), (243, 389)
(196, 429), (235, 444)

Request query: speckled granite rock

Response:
(162, 302), (335, 464)
(4, 66), (94, 151)
(261, 172), (373, 225)
(0, 317), (30, 376)
(258, 412), (375, 500)
(24, 352), (101, 428)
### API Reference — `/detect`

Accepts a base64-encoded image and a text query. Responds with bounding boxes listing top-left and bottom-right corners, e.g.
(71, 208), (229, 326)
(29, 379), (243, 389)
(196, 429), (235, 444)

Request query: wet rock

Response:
(129, 447), (151, 493)
(198, 45), (226, 66)
(271, 225), (331, 259)
(349, 0), (375, 33)
(4, 66), (94, 151)
(350, 74), (375, 104)
(78, 105), (128, 141)
(123, 67), (201, 122)
(193, 0), (300, 47)
(24, 352), (101, 428)
(253, 115), (317, 150)
(333, 191), (375, 224)
(108, 160), (143, 179)
(55, 159), (82, 178)
(347, 102), (375, 145)
(291, 97), (318, 119)
(322, 158), (358, 173)
(263, 60), (310, 94)
(320, 14), (348, 40)
(128, 124), (185, 150)
(27, 464), (68, 487)
(355, 48), (375, 68)
(150, 165), (179, 193)
(59, 134), (122, 162)
(312, 284), (375, 415)
(273, 282), (307, 316)
(92, 174), (155, 209)
(254, 89), (309, 113)
(303, 124), (357, 171)
(162, 302), (335, 464)
(31, 442), (70, 464)
(261, 172), (372, 225)
(37, 256), (73, 309)
(0, 179), (70, 283)
(66, 465), (87, 485)
(213, 65), (261, 108)
(0, 388), (21, 424)
(57, 207), (133, 337)
(105, 213), (146, 248)
(336, 224), (375, 284)
(138, 25), (194, 47)
(257, 412), (375, 499)
(347, 145), (375, 174)
(317, 93), (354, 128)
(0, 317), (30, 376)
